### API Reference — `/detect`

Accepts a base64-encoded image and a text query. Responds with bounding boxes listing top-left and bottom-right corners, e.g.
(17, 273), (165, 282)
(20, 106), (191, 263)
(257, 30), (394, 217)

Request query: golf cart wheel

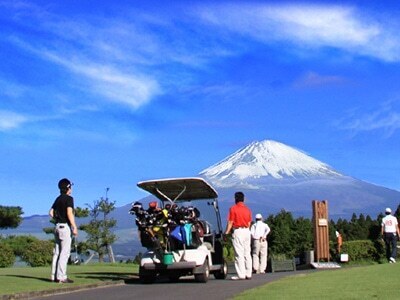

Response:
(139, 274), (156, 284)
(139, 267), (156, 284)
(194, 258), (209, 283)
(214, 259), (228, 279)
(168, 274), (180, 282)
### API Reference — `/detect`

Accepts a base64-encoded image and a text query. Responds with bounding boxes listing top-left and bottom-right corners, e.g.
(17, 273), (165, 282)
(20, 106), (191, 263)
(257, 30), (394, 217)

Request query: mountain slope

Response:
(200, 140), (400, 217)
(200, 140), (342, 188)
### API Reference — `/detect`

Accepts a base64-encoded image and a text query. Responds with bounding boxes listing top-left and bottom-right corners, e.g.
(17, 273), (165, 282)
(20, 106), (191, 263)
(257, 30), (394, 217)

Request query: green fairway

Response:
(1, 263), (400, 298)
(235, 264), (400, 299)
(0, 264), (138, 296)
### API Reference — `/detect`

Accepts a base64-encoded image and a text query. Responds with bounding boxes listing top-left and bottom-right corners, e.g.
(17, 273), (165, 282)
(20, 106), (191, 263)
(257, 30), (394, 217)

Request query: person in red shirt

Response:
(225, 191), (252, 280)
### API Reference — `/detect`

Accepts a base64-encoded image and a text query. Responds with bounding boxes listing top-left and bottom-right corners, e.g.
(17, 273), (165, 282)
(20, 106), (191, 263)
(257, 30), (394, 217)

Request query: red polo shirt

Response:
(227, 202), (252, 228)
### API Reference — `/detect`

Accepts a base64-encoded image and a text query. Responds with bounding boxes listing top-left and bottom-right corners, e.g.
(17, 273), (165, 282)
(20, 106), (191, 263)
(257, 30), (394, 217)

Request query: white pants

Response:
(252, 239), (268, 273)
(51, 224), (72, 281)
(232, 228), (252, 279)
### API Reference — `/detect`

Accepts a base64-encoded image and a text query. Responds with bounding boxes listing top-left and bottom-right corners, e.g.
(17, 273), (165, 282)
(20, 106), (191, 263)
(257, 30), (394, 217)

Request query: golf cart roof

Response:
(137, 177), (218, 202)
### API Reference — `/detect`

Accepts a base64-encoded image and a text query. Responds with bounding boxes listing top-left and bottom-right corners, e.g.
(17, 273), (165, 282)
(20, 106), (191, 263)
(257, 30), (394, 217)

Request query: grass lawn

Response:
(0, 263), (138, 296)
(2, 263), (400, 298)
(235, 263), (400, 299)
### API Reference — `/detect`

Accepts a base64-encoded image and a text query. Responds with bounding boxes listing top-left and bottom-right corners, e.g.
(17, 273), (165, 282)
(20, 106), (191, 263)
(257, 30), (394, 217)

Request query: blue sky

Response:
(1, 0), (400, 216)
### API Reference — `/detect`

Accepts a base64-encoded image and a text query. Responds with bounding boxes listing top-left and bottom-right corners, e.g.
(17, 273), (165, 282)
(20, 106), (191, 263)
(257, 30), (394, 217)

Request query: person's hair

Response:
(60, 187), (69, 194)
(58, 178), (72, 194)
(385, 211), (391, 215)
(234, 192), (244, 203)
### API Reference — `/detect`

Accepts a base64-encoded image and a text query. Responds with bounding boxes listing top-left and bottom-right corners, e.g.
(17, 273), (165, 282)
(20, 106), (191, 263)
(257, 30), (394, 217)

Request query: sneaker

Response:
(245, 276), (252, 280)
(390, 257), (396, 263)
(58, 278), (74, 283)
(230, 276), (245, 280)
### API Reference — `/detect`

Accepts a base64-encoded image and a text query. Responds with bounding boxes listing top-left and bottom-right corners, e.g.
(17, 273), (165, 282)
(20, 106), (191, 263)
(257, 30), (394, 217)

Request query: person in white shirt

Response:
(250, 213), (271, 273)
(381, 207), (400, 263)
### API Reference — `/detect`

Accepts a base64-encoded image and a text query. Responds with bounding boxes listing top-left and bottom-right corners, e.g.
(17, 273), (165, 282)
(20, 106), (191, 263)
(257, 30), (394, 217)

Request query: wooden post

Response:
(312, 200), (330, 262)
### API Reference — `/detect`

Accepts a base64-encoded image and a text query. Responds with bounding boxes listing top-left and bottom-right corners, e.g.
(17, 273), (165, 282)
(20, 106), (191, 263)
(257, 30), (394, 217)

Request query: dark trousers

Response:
(384, 232), (398, 260)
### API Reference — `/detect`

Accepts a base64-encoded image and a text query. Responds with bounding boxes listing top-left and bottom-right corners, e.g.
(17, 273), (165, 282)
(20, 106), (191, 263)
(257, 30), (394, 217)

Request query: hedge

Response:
(0, 242), (16, 268)
(341, 240), (385, 262)
(21, 239), (53, 267)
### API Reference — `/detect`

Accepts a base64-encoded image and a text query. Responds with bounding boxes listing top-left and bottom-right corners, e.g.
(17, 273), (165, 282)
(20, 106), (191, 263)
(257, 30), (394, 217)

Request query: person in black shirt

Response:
(49, 178), (78, 283)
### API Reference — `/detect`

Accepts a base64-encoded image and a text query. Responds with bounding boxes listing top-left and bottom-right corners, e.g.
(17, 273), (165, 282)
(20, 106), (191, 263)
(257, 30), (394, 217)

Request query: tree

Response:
(80, 193), (117, 263)
(0, 206), (23, 229)
(395, 204), (400, 219)
(266, 209), (296, 258)
(2, 235), (38, 257)
(292, 217), (313, 256)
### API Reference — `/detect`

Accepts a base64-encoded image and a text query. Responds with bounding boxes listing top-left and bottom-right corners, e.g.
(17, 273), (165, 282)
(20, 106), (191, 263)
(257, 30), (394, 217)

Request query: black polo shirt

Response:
(51, 194), (74, 226)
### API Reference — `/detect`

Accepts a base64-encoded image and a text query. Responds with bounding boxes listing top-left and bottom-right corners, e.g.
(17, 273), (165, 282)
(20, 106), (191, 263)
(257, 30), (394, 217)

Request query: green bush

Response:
(0, 242), (16, 267)
(2, 235), (39, 257)
(269, 253), (289, 261)
(372, 239), (386, 261)
(341, 240), (383, 262)
(21, 240), (53, 267)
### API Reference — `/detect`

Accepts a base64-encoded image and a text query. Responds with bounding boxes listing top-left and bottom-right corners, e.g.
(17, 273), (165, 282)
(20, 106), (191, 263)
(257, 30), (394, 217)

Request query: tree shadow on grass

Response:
(74, 271), (139, 282)
(124, 275), (208, 285)
(5, 275), (52, 282)
(6, 272), (140, 283)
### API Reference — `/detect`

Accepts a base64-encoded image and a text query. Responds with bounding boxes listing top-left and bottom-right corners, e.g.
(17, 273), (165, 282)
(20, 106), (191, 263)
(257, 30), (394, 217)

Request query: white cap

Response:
(255, 213), (263, 220)
(385, 207), (392, 213)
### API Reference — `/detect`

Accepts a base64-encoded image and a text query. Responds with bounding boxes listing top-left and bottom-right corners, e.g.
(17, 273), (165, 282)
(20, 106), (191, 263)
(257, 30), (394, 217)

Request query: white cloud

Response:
(42, 50), (161, 109)
(196, 3), (400, 62)
(294, 72), (346, 88)
(0, 78), (28, 98)
(339, 101), (400, 137)
(0, 110), (29, 131)
(10, 37), (161, 109)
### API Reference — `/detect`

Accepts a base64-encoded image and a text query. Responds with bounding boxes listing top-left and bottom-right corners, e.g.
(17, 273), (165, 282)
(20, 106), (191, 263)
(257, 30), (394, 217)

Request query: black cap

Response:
(58, 178), (73, 190)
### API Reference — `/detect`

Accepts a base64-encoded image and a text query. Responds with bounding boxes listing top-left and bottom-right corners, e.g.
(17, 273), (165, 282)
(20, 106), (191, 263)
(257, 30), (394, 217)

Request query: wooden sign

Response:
(312, 200), (330, 262)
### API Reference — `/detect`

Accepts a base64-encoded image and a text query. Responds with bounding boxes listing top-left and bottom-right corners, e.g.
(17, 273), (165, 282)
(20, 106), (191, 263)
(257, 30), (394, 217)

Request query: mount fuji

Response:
(199, 140), (400, 218)
(200, 140), (342, 187)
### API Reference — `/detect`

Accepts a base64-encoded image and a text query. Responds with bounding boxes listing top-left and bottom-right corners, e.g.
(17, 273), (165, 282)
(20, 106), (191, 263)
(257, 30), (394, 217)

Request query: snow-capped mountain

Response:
(200, 140), (342, 188)
(200, 140), (400, 217)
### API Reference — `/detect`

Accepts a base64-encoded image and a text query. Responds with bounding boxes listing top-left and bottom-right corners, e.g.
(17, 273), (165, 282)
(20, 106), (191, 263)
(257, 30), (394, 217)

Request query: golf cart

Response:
(130, 177), (228, 283)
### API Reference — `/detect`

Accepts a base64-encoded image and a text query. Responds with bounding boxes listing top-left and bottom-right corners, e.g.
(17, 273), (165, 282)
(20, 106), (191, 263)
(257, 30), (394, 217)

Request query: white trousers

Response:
(252, 239), (268, 273)
(232, 228), (252, 279)
(51, 224), (72, 281)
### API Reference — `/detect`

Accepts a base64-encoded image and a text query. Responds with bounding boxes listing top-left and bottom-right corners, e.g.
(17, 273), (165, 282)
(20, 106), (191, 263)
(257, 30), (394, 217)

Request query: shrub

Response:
(269, 253), (289, 261)
(21, 240), (53, 267)
(372, 239), (386, 261)
(2, 235), (39, 256)
(0, 242), (16, 267)
(341, 240), (382, 262)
